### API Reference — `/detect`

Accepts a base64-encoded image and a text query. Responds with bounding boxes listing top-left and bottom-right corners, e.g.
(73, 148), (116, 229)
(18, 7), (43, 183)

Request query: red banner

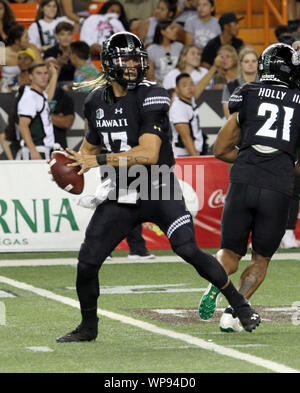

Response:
(116, 156), (230, 250)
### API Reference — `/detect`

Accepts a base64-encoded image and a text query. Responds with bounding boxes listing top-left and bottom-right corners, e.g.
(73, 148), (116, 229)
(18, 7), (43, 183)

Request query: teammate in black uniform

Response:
(55, 32), (260, 342)
(199, 42), (300, 332)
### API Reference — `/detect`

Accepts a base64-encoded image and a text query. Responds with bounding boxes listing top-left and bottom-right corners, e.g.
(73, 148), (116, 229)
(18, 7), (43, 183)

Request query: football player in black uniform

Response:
(199, 42), (300, 332)
(55, 32), (260, 342)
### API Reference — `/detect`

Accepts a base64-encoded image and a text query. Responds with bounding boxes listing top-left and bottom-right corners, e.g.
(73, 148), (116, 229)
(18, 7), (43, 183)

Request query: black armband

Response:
(96, 154), (107, 166)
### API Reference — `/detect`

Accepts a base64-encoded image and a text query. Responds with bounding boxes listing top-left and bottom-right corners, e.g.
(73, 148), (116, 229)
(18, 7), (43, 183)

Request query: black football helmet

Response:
(101, 32), (149, 90)
(258, 42), (300, 88)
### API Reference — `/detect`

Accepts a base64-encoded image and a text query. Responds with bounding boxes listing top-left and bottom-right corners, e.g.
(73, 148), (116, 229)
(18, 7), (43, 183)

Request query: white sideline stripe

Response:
(0, 257), (183, 267)
(0, 252), (300, 267)
(0, 275), (298, 374)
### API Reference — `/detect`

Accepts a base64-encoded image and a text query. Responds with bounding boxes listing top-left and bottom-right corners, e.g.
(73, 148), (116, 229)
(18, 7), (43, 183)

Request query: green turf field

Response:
(0, 249), (300, 375)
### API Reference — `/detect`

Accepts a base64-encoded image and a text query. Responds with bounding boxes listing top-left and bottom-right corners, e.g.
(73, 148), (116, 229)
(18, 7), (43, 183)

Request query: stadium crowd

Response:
(0, 0), (300, 250)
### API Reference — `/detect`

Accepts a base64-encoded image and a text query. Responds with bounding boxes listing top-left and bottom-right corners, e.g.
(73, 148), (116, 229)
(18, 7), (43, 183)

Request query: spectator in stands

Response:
(212, 44), (239, 89)
(167, 47), (235, 156)
(0, 0), (16, 43)
(288, 0), (300, 36)
(222, 46), (258, 118)
(147, 19), (183, 84)
(60, 0), (90, 32)
(184, 0), (221, 53)
(28, 0), (68, 53)
(175, 0), (197, 26)
(80, 0), (127, 46)
(16, 62), (58, 160)
(50, 86), (75, 149)
(100, 0), (130, 30)
(0, 24), (42, 92)
(173, 45), (238, 96)
(4, 67), (57, 158)
(0, 113), (13, 159)
(43, 21), (75, 84)
(201, 12), (244, 69)
(133, 0), (177, 46)
(275, 24), (296, 46)
(162, 44), (212, 91)
(169, 73), (207, 156)
(69, 41), (99, 88)
(11, 47), (36, 90)
(118, 0), (159, 21)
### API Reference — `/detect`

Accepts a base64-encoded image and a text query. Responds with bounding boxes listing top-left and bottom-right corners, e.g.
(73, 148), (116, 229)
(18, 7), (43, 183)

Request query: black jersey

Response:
(84, 80), (174, 166)
(229, 82), (300, 159)
(84, 80), (175, 198)
(228, 82), (300, 196)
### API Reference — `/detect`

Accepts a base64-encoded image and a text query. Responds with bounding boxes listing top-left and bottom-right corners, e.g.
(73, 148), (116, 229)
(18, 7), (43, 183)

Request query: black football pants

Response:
(75, 192), (230, 311)
(221, 183), (290, 257)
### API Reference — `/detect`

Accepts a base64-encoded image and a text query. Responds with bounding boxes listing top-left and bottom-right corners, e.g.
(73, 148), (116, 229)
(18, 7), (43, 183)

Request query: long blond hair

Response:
(72, 72), (110, 91)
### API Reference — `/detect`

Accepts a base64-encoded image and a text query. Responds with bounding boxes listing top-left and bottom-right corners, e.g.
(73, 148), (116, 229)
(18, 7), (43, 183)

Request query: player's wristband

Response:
(96, 154), (107, 166)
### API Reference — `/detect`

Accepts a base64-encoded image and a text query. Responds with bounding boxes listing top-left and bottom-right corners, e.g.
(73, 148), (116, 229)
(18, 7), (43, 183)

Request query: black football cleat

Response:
(56, 319), (98, 343)
(234, 302), (261, 332)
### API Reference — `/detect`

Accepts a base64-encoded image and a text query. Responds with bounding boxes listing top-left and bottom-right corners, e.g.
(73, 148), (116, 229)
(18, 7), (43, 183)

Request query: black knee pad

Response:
(169, 221), (199, 260)
(173, 241), (201, 262)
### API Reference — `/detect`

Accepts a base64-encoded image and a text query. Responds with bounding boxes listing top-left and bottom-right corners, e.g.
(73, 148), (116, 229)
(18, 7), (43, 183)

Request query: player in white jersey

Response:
(169, 73), (205, 157)
(17, 63), (56, 160)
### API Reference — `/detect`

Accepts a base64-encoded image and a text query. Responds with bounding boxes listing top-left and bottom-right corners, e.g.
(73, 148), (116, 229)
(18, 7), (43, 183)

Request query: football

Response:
(49, 150), (84, 195)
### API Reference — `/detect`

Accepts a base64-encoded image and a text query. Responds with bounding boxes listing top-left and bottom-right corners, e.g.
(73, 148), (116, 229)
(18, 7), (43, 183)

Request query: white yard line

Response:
(0, 274), (298, 374)
(0, 256), (182, 267)
(0, 252), (299, 267)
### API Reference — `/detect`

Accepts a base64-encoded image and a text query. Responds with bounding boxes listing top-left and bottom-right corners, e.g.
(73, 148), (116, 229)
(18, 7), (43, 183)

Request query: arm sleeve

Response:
(139, 86), (171, 139)
(228, 85), (245, 115)
(18, 92), (37, 119)
(28, 22), (41, 48)
(169, 101), (189, 125)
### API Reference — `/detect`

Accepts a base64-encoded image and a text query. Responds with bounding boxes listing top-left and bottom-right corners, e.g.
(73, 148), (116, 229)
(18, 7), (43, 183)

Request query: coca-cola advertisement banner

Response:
(117, 156), (230, 250)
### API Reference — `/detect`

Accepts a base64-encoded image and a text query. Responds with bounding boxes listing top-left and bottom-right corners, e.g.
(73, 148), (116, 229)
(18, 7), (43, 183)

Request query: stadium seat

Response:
(89, 2), (104, 14)
(10, 3), (39, 29)
(73, 32), (80, 41)
(214, 0), (286, 54)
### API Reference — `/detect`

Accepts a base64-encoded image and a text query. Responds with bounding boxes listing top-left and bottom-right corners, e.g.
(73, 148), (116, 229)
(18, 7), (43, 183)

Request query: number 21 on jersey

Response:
(255, 102), (294, 142)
